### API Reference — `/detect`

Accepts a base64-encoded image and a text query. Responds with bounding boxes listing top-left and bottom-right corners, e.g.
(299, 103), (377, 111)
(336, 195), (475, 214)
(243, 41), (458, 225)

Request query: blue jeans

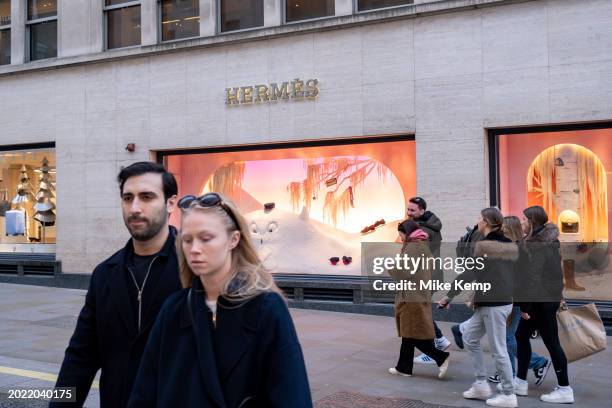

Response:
(507, 306), (547, 376)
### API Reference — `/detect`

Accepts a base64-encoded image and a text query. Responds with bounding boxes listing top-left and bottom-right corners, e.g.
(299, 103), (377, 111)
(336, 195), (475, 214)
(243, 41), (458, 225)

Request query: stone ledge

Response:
(0, 0), (535, 78)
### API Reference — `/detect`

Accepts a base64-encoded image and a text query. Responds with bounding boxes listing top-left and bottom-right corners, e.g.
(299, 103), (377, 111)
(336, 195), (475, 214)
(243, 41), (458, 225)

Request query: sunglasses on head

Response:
(178, 193), (239, 228)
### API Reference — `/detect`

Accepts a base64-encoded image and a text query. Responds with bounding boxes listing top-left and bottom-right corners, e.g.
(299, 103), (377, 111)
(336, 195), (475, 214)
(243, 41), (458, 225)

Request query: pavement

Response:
(0, 282), (610, 407)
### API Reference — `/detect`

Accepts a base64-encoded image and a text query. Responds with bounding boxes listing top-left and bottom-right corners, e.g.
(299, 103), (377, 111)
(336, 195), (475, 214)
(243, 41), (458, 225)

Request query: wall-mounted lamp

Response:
(125, 143), (136, 152)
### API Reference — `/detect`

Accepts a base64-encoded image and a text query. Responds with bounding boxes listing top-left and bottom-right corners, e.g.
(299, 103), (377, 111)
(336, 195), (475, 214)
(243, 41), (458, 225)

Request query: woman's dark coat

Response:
(447, 229), (518, 307)
(517, 223), (564, 313)
(128, 278), (312, 408)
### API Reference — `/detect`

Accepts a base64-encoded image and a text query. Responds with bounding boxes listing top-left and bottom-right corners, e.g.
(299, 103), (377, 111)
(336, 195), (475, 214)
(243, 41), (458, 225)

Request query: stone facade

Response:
(0, 0), (611, 273)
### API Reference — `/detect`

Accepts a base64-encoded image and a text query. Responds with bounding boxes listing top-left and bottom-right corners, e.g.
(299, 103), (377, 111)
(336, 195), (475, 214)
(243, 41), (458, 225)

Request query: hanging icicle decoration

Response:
(210, 162), (246, 197)
(287, 156), (390, 225)
(287, 182), (302, 212)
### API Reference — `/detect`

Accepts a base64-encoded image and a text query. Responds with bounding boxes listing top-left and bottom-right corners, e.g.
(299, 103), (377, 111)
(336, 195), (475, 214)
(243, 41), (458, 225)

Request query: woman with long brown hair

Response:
(514, 205), (573, 404)
(128, 193), (312, 408)
(487, 216), (550, 385)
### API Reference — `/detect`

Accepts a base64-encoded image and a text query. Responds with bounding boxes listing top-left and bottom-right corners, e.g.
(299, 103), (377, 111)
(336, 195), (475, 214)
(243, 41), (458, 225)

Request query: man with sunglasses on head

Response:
(405, 196), (452, 365)
(51, 162), (182, 407)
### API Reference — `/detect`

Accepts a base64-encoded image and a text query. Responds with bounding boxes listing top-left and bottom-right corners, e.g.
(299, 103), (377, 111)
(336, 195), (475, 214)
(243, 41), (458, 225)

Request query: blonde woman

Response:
(438, 208), (518, 408)
(128, 193), (312, 408)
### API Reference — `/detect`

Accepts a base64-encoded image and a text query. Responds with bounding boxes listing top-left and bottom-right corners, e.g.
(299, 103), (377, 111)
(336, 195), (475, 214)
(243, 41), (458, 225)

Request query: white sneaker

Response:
(388, 367), (411, 377)
(438, 356), (450, 379)
(497, 378), (528, 396)
(413, 354), (436, 365)
(463, 381), (493, 400)
(486, 393), (518, 407)
(435, 336), (451, 351)
(540, 386), (574, 404)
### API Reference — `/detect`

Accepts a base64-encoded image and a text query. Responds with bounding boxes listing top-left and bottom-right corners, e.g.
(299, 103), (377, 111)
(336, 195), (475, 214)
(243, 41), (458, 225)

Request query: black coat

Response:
(447, 230), (518, 307)
(51, 227), (182, 407)
(128, 278), (312, 408)
(518, 223), (564, 313)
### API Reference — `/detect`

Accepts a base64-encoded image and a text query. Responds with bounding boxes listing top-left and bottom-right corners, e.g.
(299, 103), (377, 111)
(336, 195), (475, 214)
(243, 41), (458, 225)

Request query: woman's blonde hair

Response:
(502, 215), (524, 242)
(177, 193), (283, 302)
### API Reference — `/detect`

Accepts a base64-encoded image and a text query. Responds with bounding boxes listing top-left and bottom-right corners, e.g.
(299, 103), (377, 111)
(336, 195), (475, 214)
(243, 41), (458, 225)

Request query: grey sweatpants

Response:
(462, 304), (514, 395)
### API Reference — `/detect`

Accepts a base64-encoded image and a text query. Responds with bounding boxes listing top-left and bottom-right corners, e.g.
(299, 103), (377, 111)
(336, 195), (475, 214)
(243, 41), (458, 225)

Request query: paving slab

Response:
(0, 283), (610, 407)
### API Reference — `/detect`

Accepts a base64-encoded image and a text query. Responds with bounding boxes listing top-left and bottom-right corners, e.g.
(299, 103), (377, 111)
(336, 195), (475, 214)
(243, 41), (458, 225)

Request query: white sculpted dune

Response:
(245, 207), (402, 275)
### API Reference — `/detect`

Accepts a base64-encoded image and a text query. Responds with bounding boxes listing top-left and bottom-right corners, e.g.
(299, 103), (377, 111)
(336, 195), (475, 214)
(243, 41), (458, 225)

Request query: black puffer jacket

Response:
(517, 223), (564, 313)
(447, 230), (518, 307)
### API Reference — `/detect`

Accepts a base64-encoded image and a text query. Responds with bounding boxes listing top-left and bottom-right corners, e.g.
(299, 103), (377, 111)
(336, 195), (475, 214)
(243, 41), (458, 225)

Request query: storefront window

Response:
(164, 138), (416, 275)
(27, 0), (57, 61)
(286, 0), (334, 23)
(0, 148), (56, 252)
(105, 1), (141, 49)
(358, 0), (412, 12)
(220, 0), (263, 32)
(497, 128), (612, 301)
(161, 0), (199, 41)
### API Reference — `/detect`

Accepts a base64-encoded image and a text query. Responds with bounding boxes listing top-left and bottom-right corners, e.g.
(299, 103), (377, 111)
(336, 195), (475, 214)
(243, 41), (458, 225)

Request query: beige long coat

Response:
(388, 240), (435, 340)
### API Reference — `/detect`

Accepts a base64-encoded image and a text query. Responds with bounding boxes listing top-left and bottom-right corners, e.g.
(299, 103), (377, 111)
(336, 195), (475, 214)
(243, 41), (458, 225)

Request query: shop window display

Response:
(0, 149), (56, 253)
(497, 129), (612, 301)
(164, 139), (416, 275)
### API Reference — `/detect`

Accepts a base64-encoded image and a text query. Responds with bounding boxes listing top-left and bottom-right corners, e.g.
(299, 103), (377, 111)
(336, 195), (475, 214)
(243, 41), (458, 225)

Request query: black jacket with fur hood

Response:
(518, 223), (564, 313)
(447, 229), (518, 307)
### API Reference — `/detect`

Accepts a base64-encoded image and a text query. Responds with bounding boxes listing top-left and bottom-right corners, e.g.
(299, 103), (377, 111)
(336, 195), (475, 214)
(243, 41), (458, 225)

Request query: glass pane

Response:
(30, 20), (57, 61)
(0, 0), (10, 26)
(0, 29), (10, 65)
(161, 0), (199, 41)
(358, 0), (412, 12)
(107, 6), (141, 49)
(106, 0), (135, 6)
(28, 0), (57, 20)
(220, 0), (263, 32)
(286, 0), (334, 23)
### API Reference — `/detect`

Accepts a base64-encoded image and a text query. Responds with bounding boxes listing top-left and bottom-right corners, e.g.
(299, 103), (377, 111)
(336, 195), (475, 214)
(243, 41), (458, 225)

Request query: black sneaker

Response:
(451, 324), (464, 349)
(487, 374), (501, 383)
(533, 359), (551, 387)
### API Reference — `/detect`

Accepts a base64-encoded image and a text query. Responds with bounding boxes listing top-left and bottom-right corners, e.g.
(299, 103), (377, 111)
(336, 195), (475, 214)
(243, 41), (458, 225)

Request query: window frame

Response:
(282, 0), (337, 25)
(216, 0), (265, 35)
(353, 0), (413, 14)
(0, 0), (9, 65)
(158, 0), (201, 43)
(25, 1), (58, 62)
(0, 4), (9, 30)
(0, 28), (10, 65)
(103, 0), (142, 50)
